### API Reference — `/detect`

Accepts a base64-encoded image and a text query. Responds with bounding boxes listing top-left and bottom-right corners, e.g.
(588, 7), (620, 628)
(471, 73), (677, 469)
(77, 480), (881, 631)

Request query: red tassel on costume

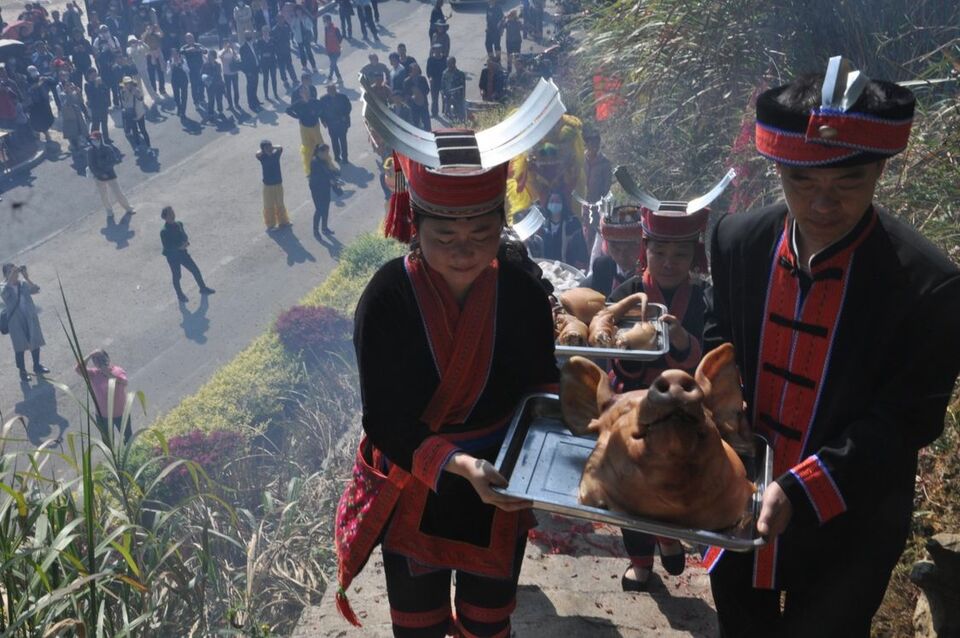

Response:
(385, 191), (414, 242)
(336, 586), (363, 627)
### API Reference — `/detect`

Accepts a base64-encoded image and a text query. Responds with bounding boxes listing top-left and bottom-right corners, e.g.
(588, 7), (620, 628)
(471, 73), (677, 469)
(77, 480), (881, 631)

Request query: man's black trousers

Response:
(244, 71), (260, 108)
(327, 124), (349, 162)
(166, 251), (208, 298)
(709, 544), (899, 638)
(311, 191), (330, 234)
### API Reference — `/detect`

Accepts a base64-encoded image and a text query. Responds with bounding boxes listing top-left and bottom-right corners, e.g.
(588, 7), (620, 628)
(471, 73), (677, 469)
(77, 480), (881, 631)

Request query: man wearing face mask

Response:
(535, 191), (588, 271)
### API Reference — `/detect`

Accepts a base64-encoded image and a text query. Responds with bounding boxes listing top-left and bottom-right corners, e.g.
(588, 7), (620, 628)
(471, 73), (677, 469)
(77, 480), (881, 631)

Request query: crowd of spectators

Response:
(0, 0), (345, 163)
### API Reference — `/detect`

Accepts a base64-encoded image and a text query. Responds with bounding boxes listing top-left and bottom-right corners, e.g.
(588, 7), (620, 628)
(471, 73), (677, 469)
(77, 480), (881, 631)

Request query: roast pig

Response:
(560, 343), (755, 531)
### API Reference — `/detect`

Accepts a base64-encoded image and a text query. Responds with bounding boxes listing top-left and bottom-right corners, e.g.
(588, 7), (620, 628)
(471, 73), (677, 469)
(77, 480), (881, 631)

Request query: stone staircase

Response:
(293, 514), (718, 637)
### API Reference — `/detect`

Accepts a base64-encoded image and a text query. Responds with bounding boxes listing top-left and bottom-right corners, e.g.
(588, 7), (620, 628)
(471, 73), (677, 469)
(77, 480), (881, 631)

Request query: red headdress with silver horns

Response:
(361, 76), (567, 242)
(614, 167), (737, 273)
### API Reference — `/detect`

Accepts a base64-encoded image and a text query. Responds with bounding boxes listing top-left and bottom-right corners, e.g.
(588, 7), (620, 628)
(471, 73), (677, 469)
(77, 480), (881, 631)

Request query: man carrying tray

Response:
(702, 56), (960, 636)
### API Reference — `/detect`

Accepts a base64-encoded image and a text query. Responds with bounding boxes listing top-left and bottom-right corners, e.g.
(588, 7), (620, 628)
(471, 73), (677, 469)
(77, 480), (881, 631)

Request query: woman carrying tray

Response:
(606, 204), (712, 591)
(335, 81), (564, 638)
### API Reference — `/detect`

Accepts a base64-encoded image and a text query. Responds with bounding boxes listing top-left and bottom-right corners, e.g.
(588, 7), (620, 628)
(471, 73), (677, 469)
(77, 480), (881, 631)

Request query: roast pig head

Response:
(559, 344), (756, 531)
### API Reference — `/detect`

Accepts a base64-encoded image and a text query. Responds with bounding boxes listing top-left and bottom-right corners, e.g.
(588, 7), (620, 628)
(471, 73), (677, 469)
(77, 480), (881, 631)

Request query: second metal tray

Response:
(555, 301), (671, 362)
(493, 393), (773, 551)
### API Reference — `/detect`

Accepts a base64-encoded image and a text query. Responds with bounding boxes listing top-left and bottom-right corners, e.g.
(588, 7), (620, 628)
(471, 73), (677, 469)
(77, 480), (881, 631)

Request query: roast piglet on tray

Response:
(588, 292), (648, 348)
(558, 288), (606, 325)
(555, 313), (589, 346)
(615, 320), (657, 350)
(560, 343), (756, 531)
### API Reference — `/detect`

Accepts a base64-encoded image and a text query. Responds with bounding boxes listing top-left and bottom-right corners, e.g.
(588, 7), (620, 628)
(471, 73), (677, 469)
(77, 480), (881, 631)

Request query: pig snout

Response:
(648, 370), (704, 408)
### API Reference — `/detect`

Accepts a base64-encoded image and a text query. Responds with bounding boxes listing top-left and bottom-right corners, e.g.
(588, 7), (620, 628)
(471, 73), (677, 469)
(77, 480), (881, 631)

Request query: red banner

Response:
(593, 74), (626, 121)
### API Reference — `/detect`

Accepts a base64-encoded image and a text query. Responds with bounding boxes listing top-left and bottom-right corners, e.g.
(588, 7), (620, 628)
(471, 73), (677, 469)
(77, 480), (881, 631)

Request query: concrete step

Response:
(295, 514), (718, 637)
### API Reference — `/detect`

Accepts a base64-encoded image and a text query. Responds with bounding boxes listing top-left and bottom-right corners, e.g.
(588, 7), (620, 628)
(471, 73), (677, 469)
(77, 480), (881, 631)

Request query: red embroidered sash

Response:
(407, 252), (499, 430)
(748, 213), (874, 589)
(384, 254), (530, 578)
(334, 253), (503, 626)
(611, 272), (700, 388)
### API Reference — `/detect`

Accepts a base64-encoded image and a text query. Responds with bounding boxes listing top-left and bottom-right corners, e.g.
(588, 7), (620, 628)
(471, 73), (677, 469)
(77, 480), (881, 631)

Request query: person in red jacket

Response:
(322, 14), (344, 84)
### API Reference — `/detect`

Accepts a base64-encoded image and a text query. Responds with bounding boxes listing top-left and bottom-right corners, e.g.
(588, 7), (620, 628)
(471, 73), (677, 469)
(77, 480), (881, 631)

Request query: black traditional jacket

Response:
(703, 202), (960, 589)
(354, 257), (558, 570)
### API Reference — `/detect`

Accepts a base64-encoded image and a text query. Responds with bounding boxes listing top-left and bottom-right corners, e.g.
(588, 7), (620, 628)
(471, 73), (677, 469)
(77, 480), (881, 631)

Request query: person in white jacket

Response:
(126, 34), (152, 97)
(119, 76), (152, 152)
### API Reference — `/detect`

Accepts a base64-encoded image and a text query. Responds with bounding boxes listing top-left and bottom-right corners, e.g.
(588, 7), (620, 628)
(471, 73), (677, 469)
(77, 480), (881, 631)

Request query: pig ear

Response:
(561, 356), (613, 436)
(695, 343), (748, 441)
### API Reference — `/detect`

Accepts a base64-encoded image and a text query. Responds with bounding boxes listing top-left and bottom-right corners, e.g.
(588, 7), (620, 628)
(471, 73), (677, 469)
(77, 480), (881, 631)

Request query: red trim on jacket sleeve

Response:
(788, 454), (847, 525)
(700, 545), (724, 572)
(411, 436), (461, 492)
(666, 335), (702, 371)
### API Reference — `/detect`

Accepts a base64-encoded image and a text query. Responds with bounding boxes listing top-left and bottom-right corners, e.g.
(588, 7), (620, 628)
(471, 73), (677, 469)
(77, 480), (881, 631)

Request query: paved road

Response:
(0, 0), (518, 454)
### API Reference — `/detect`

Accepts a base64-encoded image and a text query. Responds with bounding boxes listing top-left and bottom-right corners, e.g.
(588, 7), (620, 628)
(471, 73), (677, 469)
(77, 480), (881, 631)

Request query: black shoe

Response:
(322, 226), (334, 235)
(177, 293), (189, 303)
(33, 364), (50, 376)
(659, 544), (686, 576)
(199, 287), (216, 295)
(19, 369), (31, 382)
(621, 565), (650, 593)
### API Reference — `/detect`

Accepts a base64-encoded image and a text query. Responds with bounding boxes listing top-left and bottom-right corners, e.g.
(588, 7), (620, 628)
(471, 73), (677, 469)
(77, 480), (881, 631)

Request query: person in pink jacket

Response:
(75, 349), (132, 442)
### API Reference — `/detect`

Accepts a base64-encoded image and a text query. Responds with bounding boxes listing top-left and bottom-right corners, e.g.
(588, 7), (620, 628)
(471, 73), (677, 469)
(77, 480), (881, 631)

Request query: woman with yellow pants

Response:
(256, 140), (291, 229)
(286, 80), (327, 174)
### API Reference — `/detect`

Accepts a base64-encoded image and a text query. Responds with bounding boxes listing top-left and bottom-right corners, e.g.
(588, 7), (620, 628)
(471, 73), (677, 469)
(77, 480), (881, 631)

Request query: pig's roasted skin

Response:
(588, 292), (648, 348)
(560, 343), (755, 531)
(558, 288), (606, 325)
(555, 313), (589, 346)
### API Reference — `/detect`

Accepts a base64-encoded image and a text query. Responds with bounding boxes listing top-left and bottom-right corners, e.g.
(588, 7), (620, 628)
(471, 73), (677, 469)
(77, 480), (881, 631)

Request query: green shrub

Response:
(148, 232), (403, 446)
(301, 233), (406, 314)
(275, 305), (353, 366)
(150, 332), (303, 441)
(337, 232), (406, 280)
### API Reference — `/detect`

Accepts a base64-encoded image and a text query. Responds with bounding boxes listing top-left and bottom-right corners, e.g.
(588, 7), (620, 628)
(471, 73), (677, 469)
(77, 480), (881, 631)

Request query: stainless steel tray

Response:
(555, 302), (671, 362)
(535, 258), (587, 293)
(493, 394), (772, 551)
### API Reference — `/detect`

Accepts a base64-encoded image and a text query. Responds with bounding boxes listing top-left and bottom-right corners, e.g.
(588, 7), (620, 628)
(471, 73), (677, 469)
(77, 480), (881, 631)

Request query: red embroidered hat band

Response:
(360, 77), (567, 242)
(395, 149), (508, 219)
(641, 206), (709, 242)
(755, 56), (915, 167)
(599, 205), (644, 242)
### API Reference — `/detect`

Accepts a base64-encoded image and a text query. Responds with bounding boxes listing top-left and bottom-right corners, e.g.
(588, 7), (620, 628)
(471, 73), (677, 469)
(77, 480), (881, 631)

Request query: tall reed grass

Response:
(0, 280), (359, 636)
